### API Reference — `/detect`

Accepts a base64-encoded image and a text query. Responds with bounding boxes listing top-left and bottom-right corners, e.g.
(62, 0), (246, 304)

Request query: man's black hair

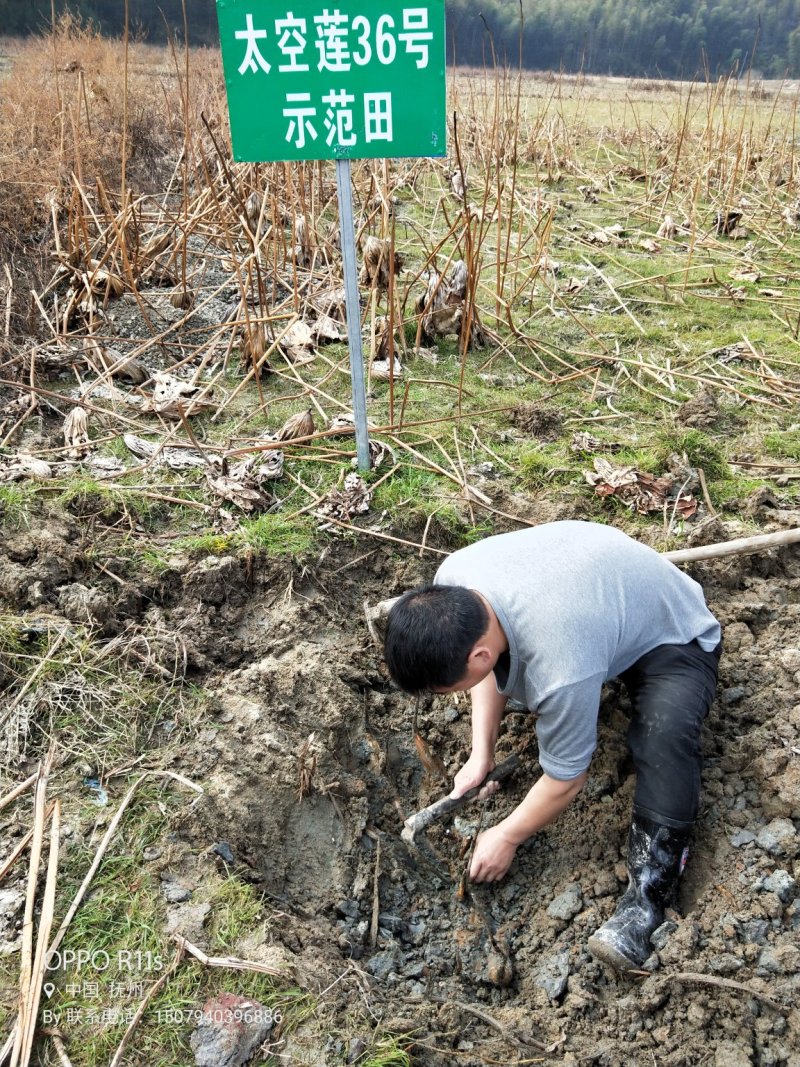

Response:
(383, 584), (489, 693)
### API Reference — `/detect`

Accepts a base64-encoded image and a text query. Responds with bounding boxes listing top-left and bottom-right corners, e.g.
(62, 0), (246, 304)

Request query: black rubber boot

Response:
(587, 812), (691, 973)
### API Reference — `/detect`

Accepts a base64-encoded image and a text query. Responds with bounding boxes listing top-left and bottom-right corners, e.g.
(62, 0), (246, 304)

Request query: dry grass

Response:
(0, 613), (192, 774)
(0, 15), (223, 256)
(0, 23), (798, 553)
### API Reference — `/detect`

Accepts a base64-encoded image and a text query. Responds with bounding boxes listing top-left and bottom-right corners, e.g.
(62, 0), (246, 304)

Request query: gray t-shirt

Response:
(434, 521), (721, 781)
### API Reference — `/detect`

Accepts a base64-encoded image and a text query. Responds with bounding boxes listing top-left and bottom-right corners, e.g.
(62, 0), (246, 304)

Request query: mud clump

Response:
(509, 402), (564, 440)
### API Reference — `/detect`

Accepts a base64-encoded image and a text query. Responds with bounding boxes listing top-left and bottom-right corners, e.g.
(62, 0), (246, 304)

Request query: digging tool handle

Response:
(402, 754), (520, 842)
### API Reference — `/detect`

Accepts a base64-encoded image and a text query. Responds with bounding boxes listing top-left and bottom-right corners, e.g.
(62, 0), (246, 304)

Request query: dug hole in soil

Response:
(3, 504), (800, 1066)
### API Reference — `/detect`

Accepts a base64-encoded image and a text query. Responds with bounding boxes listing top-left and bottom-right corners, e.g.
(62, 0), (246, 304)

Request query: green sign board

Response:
(216, 0), (446, 162)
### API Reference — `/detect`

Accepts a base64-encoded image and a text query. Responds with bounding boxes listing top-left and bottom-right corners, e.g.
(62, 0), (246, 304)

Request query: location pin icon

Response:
(43, 983), (55, 999)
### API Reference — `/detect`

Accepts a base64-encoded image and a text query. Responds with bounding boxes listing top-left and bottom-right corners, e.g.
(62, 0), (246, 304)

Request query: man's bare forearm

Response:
(470, 672), (507, 757)
(498, 771), (588, 845)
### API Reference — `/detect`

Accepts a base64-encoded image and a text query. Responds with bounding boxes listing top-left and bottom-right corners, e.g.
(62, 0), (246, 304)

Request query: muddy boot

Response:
(587, 812), (690, 973)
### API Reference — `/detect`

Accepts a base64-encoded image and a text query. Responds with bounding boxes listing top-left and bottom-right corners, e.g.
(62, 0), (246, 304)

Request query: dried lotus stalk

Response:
(86, 261), (125, 297)
(293, 215), (314, 268)
(241, 322), (268, 367)
(63, 407), (90, 458)
(359, 236), (404, 291)
(170, 288), (194, 310)
(140, 230), (173, 261)
(275, 409), (315, 441)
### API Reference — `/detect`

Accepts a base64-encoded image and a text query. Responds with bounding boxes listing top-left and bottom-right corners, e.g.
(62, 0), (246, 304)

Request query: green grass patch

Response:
(517, 445), (581, 490)
(361, 1037), (414, 1066)
(101, 435), (134, 460)
(655, 428), (730, 481)
(711, 477), (771, 509)
(370, 464), (493, 545)
(0, 482), (35, 525)
(209, 877), (265, 954)
(234, 512), (316, 557)
(371, 466), (441, 512)
(172, 531), (234, 556)
(764, 431), (800, 461)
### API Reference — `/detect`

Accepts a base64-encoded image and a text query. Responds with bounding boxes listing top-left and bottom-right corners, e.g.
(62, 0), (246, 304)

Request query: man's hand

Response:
(451, 752), (497, 799)
(469, 824), (518, 882)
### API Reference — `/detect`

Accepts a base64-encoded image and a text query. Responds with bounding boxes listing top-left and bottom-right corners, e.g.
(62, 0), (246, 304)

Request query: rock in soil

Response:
(189, 993), (272, 1067)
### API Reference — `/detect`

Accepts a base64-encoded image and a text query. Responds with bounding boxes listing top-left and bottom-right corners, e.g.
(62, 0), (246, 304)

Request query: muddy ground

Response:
(2, 494), (799, 1066)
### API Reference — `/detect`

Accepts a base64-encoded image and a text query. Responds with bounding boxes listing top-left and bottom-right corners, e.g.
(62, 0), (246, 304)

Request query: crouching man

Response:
(383, 520), (721, 972)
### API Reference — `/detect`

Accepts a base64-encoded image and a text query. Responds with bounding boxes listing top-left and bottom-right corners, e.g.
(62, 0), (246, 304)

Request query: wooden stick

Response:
(50, 1034), (74, 1067)
(11, 754), (52, 1067)
(696, 468), (717, 517)
(369, 837), (381, 950)
(663, 527), (800, 564)
(668, 971), (787, 1013)
(3, 263), (12, 340)
(0, 774), (37, 813)
(175, 936), (283, 976)
(18, 800), (60, 1067)
(1, 1031), (15, 1066)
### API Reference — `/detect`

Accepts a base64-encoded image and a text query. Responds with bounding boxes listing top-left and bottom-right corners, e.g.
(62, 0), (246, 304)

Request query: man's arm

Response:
(469, 770), (587, 882)
(466, 676), (600, 881)
(451, 671), (508, 797)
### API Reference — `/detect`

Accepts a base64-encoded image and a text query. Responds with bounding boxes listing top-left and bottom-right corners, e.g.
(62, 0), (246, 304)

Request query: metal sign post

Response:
(335, 158), (371, 470)
(216, 0), (447, 469)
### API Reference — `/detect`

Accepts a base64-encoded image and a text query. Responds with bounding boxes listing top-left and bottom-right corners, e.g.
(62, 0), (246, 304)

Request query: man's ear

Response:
(466, 642), (495, 671)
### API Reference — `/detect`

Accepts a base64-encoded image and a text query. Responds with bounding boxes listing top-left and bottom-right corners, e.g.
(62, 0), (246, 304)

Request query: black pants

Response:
(619, 639), (722, 829)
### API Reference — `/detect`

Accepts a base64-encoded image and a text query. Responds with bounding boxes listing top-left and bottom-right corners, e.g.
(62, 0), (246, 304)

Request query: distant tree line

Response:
(448, 0), (800, 78)
(2, 0), (800, 78)
(0, 0), (219, 44)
